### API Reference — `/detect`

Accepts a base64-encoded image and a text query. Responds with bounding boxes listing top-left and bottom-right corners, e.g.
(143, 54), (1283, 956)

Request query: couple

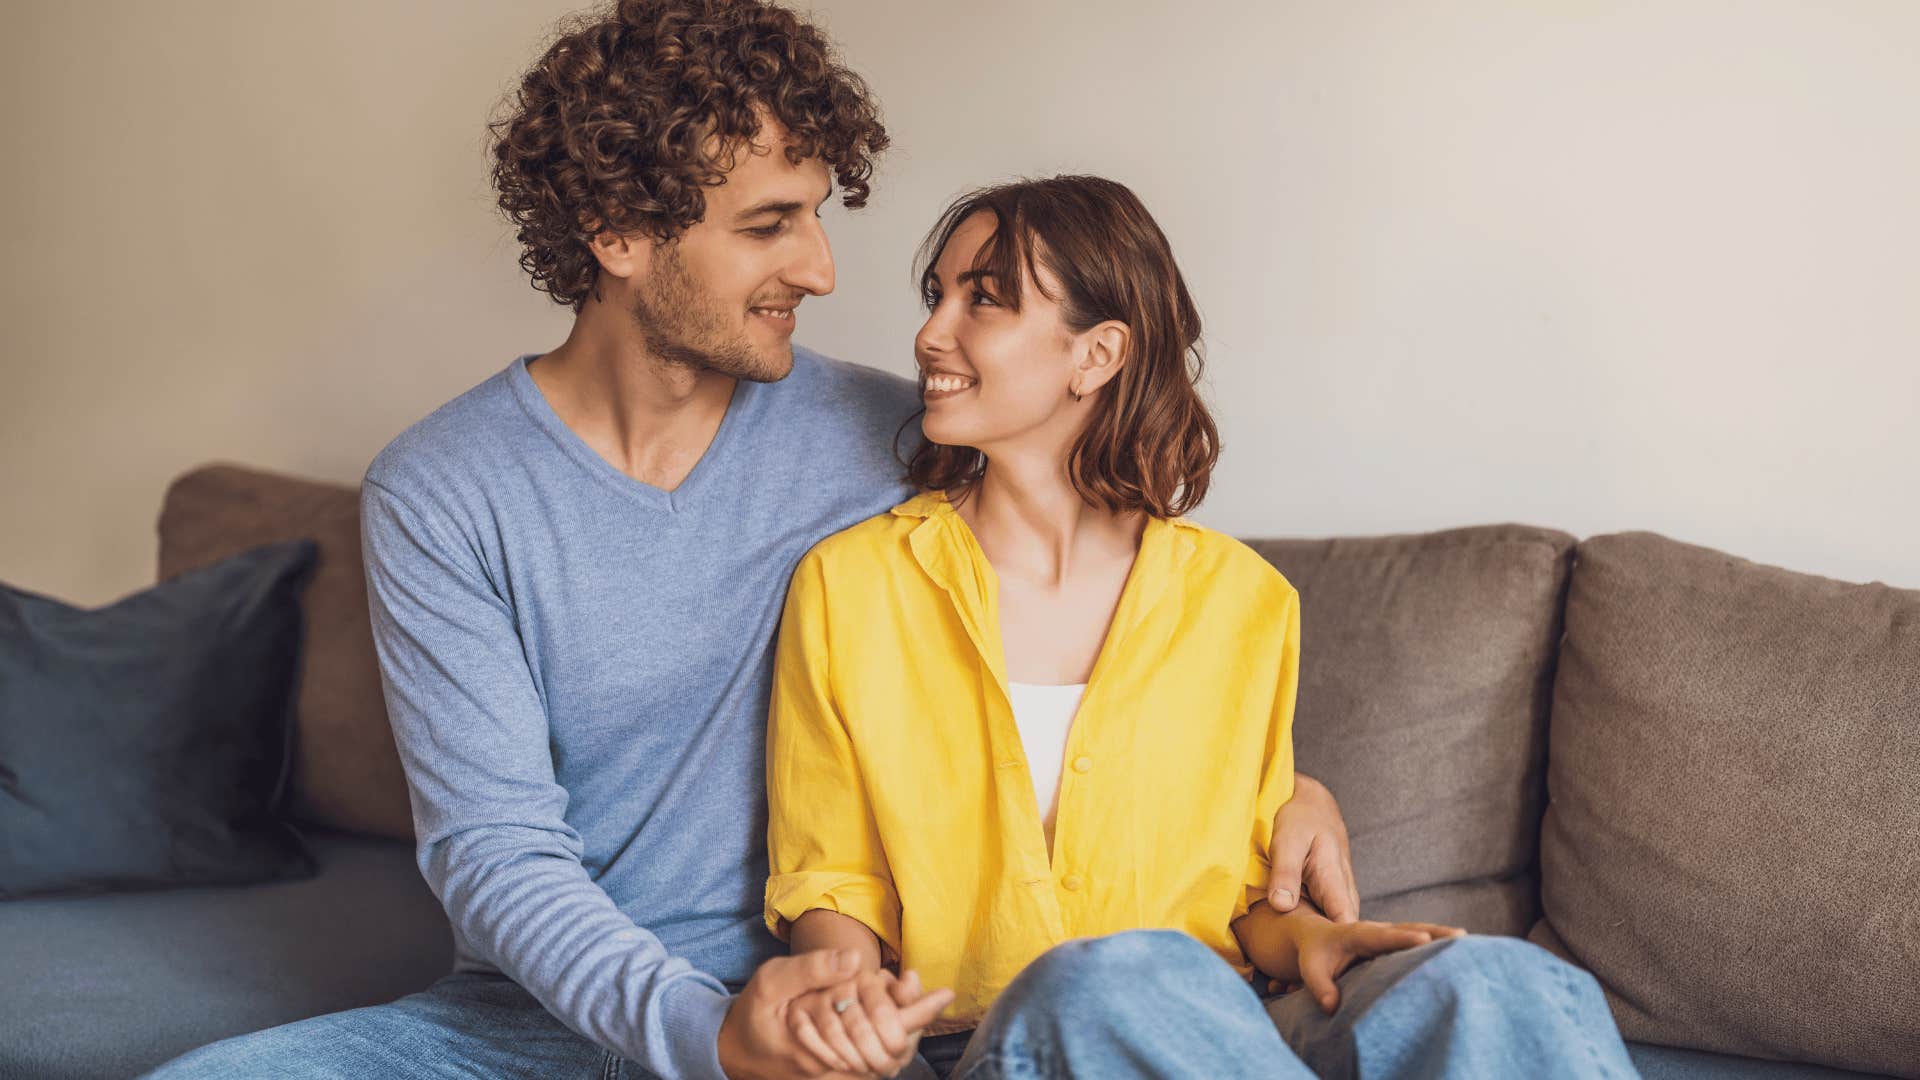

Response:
(144, 1), (1634, 1077)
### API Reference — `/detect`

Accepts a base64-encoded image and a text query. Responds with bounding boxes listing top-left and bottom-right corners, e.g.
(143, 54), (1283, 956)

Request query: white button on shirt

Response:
(1007, 681), (1087, 852)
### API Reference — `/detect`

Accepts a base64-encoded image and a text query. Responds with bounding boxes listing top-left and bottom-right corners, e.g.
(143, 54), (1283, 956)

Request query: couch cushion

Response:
(0, 827), (452, 1080)
(1248, 524), (1575, 936)
(159, 464), (412, 839)
(1533, 532), (1920, 1078)
(1, 540), (318, 899)
(1627, 1041), (1901, 1080)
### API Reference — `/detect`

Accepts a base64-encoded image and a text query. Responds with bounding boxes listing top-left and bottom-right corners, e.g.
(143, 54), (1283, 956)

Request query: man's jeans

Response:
(144, 932), (1637, 1079)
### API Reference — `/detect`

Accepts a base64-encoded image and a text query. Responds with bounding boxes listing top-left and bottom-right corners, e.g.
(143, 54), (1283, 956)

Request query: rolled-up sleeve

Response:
(764, 551), (903, 956)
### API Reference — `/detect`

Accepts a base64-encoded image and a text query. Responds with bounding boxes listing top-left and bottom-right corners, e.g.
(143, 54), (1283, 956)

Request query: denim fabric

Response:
(903, 931), (1638, 1080)
(140, 971), (654, 1080)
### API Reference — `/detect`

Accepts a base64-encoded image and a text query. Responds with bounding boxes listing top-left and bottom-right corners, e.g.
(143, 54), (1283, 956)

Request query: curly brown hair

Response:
(905, 176), (1221, 519)
(489, 0), (889, 311)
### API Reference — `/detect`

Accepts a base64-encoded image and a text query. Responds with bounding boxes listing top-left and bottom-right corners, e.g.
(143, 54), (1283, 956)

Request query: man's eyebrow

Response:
(733, 199), (805, 222)
(732, 191), (833, 223)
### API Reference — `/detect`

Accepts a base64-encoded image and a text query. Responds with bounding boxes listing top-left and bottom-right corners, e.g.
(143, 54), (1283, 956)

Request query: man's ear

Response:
(1075, 320), (1130, 396)
(587, 228), (653, 285)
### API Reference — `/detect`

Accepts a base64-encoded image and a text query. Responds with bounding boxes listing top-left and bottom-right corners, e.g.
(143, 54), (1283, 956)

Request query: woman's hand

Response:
(1294, 919), (1466, 1013)
(1267, 773), (1360, 922)
(785, 968), (951, 1079)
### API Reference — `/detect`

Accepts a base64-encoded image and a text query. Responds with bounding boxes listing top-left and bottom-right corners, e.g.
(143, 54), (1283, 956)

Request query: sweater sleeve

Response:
(360, 479), (732, 1080)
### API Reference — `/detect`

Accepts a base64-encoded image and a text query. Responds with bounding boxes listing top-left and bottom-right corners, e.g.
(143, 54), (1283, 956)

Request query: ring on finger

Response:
(833, 997), (856, 1014)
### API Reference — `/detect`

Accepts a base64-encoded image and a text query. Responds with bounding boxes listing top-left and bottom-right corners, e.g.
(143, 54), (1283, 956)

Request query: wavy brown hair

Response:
(490, 0), (889, 312)
(903, 176), (1221, 519)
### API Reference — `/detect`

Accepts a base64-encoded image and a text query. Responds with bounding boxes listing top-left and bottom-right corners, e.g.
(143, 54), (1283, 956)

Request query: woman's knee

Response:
(1406, 934), (1602, 1002)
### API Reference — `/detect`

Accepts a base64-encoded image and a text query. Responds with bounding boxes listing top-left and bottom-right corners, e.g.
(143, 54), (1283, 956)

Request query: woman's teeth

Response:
(926, 374), (976, 392)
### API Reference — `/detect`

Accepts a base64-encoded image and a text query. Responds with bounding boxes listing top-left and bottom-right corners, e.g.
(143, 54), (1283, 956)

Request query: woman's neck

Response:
(953, 454), (1144, 589)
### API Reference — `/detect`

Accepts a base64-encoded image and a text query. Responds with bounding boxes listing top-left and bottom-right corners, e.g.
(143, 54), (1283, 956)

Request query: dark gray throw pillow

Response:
(0, 539), (320, 898)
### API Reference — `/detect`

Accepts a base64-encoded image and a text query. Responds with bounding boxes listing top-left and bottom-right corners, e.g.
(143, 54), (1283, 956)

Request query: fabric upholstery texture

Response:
(1249, 524), (1576, 936)
(0, 828), (452, 1080)
(0, 540), (319, 898)
(159, 464), (413, 839)
(1532, 531), (1920, 1078)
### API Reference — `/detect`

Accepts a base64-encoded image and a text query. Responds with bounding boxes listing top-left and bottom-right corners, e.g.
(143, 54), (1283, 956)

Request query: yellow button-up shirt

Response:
(765, 490), (1299, 1029)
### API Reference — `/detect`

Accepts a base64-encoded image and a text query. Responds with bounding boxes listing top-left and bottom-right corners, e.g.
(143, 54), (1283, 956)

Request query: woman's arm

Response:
(1232, 900), (1466, 1014)
(790, 909), (885, 972)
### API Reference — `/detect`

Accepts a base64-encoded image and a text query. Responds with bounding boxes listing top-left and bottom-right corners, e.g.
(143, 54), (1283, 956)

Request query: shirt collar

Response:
(893, 488), (1199, 695)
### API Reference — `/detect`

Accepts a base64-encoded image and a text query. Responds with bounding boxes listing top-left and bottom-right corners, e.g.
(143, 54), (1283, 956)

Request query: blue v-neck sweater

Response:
(359, 347), (920, 1078)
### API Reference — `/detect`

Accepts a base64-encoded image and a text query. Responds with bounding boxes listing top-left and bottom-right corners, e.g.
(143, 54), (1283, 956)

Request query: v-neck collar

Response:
(892, 489), (1200, 697)
(507, 354), (761, 514)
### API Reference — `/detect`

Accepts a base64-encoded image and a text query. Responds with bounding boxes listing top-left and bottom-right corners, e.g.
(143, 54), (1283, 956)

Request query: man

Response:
(144, 2), (1364, 1077)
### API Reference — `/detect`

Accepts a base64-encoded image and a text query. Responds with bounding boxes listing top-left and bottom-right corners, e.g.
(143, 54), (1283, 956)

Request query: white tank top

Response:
(1007, 681), (1087, 852)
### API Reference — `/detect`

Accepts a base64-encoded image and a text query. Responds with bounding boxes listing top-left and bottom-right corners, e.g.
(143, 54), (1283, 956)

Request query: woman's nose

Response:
(915, 309), (954, 358)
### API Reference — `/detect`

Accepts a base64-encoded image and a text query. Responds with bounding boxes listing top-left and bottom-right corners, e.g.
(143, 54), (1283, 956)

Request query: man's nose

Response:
(786, 216), (835, 296)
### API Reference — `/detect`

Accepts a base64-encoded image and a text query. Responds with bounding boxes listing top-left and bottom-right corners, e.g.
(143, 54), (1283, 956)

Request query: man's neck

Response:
(528, 316), (738, 494)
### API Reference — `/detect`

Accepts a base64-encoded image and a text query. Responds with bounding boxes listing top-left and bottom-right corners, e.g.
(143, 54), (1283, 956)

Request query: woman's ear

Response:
(1074, 321), (1130, 397)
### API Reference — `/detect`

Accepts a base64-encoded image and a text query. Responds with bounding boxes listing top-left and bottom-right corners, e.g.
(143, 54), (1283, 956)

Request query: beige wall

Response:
(4, 0), (1916, 607)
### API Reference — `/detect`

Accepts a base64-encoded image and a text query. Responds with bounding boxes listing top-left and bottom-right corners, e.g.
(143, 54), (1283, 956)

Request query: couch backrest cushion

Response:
(1530, 531), (1920, 1076)
(159, 464), (412, 840)
(1249, 524), (1576, 936)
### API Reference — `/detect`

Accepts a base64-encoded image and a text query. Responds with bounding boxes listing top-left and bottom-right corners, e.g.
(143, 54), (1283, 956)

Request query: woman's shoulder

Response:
(798, 504), (923, 573)
(1170, 518), (1299, 604)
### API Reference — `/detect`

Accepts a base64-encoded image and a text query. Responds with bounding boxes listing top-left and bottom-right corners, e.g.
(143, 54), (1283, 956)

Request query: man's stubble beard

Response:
(630, 242), (790, 384)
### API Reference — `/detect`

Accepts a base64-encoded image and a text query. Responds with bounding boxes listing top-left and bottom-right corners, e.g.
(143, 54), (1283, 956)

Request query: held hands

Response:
(788, 967), (950, 1079)
(716, 948), (953, 1080)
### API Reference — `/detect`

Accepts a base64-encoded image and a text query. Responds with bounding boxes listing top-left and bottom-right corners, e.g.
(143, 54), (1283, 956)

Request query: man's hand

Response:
(1267, 773), (1360, 922)
(718, 949), (859, 1080)
(787, 968), (949, 1079)
(1294, 919), (1465, 1013)
(717, 949), (952, 1080)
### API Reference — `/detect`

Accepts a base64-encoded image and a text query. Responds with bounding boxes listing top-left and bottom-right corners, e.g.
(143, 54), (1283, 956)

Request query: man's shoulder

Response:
(363, 358), (527, 510)
(789, 346), (920, 420)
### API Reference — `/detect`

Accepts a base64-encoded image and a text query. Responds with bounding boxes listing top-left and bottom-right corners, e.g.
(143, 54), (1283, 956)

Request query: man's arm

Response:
(1265, 773), (1361, 922)
(361, 480), (730, 1079)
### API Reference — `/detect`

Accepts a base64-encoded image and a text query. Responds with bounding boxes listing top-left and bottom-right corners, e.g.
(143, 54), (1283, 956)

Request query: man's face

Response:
(630, 119), (836, 383)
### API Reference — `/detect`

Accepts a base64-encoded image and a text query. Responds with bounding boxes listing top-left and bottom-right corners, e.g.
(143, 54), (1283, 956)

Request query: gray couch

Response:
(2, 464), (1913, 1079)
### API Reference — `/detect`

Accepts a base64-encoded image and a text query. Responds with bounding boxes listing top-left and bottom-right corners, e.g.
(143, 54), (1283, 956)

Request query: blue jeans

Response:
(903, 930), (1639, 1080)
(140, 970), (645, 1079)
(145, 933), (1637, 1079)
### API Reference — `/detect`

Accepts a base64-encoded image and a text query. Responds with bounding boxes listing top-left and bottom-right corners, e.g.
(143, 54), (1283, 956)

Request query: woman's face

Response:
(913, 211), (1088, 453)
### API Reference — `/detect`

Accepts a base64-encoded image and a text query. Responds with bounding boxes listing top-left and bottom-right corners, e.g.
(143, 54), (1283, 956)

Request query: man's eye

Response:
(746, 222), (785, 238)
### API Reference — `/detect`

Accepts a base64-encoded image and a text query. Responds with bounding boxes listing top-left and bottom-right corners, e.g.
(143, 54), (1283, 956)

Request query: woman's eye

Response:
(922, 290), (941, 310)
(970, 290), (999, 307)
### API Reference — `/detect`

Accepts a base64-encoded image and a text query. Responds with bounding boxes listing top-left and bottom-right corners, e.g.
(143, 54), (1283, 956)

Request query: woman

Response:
(762, 177), (1634, 1080)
